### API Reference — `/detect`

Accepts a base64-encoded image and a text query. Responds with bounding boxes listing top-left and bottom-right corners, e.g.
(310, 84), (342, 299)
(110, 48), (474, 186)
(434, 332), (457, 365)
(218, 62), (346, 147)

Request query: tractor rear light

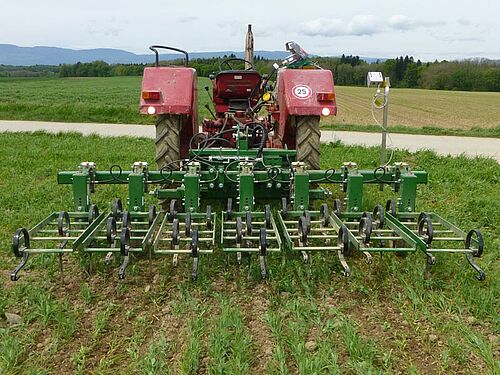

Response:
(317, 92), (335, 101)
(142, 90), (161, 100)
(147, 106), (156, 115)
(321, 107), (331, 116)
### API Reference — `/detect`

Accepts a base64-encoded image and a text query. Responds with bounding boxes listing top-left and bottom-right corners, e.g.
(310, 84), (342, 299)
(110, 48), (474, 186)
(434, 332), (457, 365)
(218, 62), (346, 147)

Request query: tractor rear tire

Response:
(294, 115), (321, 170)
(155, 114), (182, 170)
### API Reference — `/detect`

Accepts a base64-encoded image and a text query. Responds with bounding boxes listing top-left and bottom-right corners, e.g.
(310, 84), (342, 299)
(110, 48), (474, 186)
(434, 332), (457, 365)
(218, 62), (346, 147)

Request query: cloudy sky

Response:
(1, 0), (499, 60)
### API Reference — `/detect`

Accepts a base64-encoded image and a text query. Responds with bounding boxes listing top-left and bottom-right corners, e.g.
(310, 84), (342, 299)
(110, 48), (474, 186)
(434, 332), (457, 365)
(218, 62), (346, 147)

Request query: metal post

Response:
(245, 24), (254, 70)
(238, 162), (254, 212)
(380, 77), (390, 166)
(380, 77), (390, 191)
(292, 162), (309, 211)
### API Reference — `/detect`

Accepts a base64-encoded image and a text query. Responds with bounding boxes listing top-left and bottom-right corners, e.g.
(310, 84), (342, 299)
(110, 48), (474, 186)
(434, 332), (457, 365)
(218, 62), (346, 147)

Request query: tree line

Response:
(1, 55), (499, 92)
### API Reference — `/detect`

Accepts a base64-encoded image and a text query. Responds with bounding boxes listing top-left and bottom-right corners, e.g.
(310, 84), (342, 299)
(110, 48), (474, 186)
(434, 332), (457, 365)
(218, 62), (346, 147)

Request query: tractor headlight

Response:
(321, 107), (331, 116)
(147, 106), (156, 115)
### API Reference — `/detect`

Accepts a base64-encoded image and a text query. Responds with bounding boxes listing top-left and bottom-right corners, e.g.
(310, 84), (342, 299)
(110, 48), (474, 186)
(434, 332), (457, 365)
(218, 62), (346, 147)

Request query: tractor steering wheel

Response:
(219, 58), (254, 71)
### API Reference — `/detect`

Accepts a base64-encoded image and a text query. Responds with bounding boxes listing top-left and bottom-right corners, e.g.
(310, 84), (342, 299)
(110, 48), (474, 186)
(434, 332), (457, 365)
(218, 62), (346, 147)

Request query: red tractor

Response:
(140, 41), (337, 170)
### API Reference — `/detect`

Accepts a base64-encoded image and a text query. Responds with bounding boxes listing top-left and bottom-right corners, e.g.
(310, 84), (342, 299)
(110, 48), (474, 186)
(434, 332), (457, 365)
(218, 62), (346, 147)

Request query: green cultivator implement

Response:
(9, 38), (486, 282)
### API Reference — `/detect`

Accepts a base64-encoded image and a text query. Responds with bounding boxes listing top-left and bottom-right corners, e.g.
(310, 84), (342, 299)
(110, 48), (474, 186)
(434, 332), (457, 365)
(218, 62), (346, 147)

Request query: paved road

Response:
(1, 120), (498, 162)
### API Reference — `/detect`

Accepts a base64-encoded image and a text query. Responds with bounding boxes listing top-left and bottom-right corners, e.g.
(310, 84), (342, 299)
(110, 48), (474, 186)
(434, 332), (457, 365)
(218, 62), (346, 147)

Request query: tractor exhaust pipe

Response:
(245, 24), (254, 70)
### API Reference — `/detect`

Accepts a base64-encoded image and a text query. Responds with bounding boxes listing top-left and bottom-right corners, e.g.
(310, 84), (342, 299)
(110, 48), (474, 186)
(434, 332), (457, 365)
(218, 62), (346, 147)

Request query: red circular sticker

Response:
(292, 85), (312, 99)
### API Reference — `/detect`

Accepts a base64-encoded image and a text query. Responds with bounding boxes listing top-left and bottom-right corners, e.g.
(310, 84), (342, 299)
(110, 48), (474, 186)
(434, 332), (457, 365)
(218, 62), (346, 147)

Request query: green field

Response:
(0, 77), (499, 137)
(0, 132), (498, 374)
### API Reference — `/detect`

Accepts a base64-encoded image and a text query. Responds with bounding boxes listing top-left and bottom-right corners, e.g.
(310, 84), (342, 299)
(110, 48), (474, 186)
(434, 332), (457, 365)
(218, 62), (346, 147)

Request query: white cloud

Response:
(300, 14), (445, 37)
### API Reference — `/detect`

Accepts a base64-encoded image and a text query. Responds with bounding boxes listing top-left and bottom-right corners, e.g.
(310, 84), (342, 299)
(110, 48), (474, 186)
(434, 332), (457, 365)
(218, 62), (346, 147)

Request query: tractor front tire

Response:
(155, 114), (182, 170)
(294, 115), (321, 170)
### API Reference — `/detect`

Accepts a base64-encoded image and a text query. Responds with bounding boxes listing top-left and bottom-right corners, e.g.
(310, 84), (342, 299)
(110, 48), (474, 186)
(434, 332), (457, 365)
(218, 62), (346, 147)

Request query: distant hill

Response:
(0, 44), (292, 66)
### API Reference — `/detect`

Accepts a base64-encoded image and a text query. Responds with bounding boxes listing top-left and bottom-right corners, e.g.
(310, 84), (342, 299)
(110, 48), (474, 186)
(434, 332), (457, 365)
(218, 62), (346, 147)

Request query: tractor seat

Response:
(215, 70), (261, 100)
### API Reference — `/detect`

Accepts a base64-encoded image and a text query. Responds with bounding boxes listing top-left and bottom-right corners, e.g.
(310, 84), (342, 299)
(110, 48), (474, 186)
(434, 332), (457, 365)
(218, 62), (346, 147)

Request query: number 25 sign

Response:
(292, 85), (312, 99)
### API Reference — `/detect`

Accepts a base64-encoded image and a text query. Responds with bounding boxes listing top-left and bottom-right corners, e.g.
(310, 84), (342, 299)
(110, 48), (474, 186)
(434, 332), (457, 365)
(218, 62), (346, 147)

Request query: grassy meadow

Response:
(0, 132), (498, 374)
(0, 76), (499, 137)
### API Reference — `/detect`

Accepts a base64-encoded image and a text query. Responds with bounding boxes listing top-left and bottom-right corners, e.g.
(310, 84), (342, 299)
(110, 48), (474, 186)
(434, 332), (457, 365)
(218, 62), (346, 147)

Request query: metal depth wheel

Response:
(320, 203), (330, 226)
(122, 211), (132, 230)
(298, 216), (308, 244)
(333, 199), (342, 216)
(466, 229), (484, 257)
(259, 228), (268, 279)
(236, 216), (243, 243)
(168, 199), (178, 221)
(358, 216), (372, 244)
(120, 226), (131, 256)
(155, 114), (182, 170)
(206, 205), (213, 230)
(13, 228), (30, 258)
(112, 198), (123, 219)
(171, 219), (180, 246)
(88, 204), (99, 224)
(245, 211), (252, 235)
(338, 225), (351, 256)
(191, 229), (199, 281)
(280, 197), (288, 219)
(303, 211), (311, 234)
(418, 216), (434, 245)
(385, 199), (397, 216)
(227, 198), (233, 220)
(106, 217), (117, 244)
(185, 212), (192, 237)
(57, 211), (70, 237)
(294, 115), (321, 170)
(372, 205), (384, 229)
(148, 205), (157, 226)
(264, 205), (272, 229)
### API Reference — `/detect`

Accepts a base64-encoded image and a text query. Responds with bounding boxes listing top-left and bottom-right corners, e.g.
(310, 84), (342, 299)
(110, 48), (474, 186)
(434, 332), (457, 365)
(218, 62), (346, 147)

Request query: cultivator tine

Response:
(153, 203), (216, 279)
(259, 228), (268, 279)
(465, 253), (485, 281)
(465, 229), (485, 281)
(119, 255), (130, 280)
(221, 207), (280, 279)
(10, 227), (30, 281)
(118, 227), (131, 280)
(191, 229), (199, 280)
(10, 252), (29, 281)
